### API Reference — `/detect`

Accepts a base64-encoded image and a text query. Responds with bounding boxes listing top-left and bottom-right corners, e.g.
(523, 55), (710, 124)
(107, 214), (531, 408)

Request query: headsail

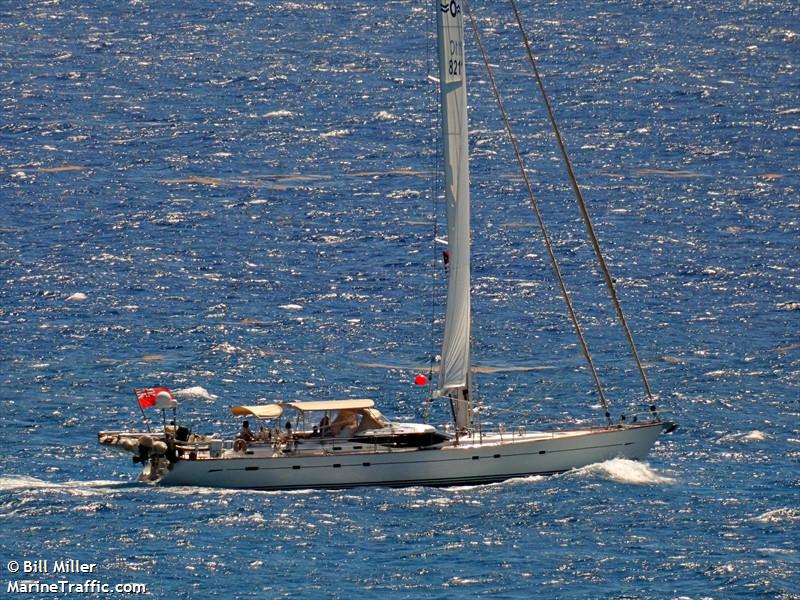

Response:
(436, 0), (472, 431)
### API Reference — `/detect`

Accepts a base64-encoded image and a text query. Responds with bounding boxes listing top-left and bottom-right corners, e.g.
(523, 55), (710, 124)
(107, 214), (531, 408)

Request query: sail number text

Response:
(440, 0), (464, 83)
(448, 39), (463, 78)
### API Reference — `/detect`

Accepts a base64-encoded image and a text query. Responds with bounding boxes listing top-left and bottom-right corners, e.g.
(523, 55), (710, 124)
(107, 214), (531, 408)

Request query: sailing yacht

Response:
(99, 1), (674, 490)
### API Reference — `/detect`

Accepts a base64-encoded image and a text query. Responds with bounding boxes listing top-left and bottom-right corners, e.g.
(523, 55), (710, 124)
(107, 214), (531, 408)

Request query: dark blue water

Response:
(1, 1), (798, 598)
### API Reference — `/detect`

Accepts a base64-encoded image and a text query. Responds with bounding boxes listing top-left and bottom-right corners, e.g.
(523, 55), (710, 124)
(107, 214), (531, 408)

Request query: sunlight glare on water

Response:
(0, 0), (798, 597)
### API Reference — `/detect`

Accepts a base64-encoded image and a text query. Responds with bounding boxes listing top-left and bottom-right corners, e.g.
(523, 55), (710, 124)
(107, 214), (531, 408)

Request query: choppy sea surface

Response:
(1, 1), (798, 598)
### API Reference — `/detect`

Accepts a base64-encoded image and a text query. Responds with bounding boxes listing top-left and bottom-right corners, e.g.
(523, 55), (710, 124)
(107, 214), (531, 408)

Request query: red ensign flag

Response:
(135, 387), (172, 409)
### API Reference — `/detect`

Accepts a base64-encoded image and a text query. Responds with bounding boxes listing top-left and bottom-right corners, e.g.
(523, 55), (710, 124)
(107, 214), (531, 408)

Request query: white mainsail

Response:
(436, 0), (472, 431)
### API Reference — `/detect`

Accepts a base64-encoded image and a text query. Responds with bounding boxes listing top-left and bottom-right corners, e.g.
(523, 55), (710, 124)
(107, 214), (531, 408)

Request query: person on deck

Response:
(332, 410), (359, 438)
(238, 420), (255, 441)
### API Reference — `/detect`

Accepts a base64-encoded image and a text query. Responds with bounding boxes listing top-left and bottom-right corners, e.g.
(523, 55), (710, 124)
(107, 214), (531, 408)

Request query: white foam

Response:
(318, 235), (345, 244)
(752, 508), (800, 524)
(776, 301), (800, 311)
(410, 497), (454, 508)
(320, 129), (350, 139)
(388, 189), (420, 199)
(66, 292), (88, 302)
(212, 342), (241, 355)
(264, 109), (294, 118)
(716, 430), (768, 444)
(704, 369), (732, 378)
(165, 485), (316, 497)
(446, 577), (486, 586)
(172, 386), (219, 400)
(0, 476), (123, 496)
(444, 474), (546, 492)
(573, 458), (676, 485)
(279, 303), (303, 311)
(208, 512), (268, 526)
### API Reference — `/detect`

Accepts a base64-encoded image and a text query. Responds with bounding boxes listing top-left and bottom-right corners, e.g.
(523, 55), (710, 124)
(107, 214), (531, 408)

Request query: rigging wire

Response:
(463, 0), (612, 424)
(508, 0), (658, 418)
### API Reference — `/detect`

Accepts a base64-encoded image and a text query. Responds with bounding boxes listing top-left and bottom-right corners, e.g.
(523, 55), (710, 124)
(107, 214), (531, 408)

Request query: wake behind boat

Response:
(99, 1), (675, 490)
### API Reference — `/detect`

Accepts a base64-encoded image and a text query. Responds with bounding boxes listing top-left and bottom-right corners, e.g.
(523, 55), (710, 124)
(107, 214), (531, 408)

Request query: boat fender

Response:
(233, 439), (248, 453)
(138, 445), (150, 462)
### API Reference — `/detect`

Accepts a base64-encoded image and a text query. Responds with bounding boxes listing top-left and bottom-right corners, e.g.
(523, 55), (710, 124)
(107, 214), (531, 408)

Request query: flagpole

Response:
(139, 404), (152, 432)
(135, 389), (152, 433)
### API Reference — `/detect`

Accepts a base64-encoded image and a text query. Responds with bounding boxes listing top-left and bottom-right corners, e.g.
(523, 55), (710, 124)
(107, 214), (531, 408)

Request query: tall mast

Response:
(436, 0), (472, 432)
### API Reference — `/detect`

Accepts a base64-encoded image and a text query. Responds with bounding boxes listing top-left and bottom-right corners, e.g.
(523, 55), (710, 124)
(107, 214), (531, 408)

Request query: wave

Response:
(571, 458), (676, 485)
(208, 512), (268, 526)
(0, 476), (125, 496)
(716, 430), (768, 444)
(446, 576), (490, 587)
(163, 485), (317, 497)
(444, 474), (548, 492)
(373, 110), (398, 121)
(264, 109), (294, 118)
(320, 129), (350, 139)
(752, 508), (800, 524)
(776, 301), (799, 311)
(211, 342), (241, 355)
(172, 386), (219, 401)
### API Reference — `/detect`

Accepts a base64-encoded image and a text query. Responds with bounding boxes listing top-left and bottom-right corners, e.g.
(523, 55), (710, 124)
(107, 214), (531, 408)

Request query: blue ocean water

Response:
(1, 0), (798, 597)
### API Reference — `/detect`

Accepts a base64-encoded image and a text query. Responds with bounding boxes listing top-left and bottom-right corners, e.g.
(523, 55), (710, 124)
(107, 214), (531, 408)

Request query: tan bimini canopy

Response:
(230, 404), (283, 420)
(281, 399), (375, 413)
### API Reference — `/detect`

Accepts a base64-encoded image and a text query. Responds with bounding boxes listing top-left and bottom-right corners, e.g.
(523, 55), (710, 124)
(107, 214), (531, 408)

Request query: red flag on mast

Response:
(135, 387), (172, 410)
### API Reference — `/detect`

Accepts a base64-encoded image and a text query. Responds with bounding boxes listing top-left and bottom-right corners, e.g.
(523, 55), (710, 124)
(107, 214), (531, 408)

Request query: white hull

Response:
(152, 423), (667, 490)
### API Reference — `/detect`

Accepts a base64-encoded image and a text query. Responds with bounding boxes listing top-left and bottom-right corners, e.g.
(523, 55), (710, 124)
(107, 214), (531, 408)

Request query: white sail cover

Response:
(436, 0), (472, 430)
